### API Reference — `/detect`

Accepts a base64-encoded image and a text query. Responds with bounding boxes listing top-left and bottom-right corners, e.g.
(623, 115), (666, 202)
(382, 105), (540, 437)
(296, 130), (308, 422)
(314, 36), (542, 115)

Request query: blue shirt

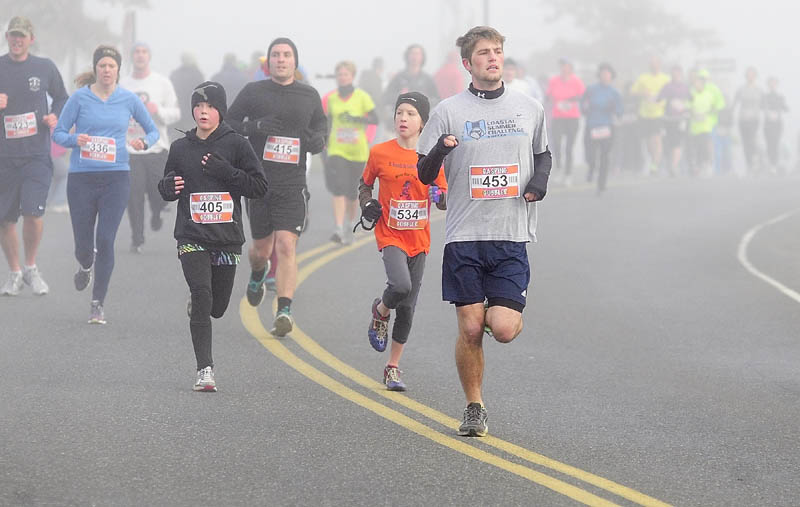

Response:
(53, 85), (159, 173)
(581, 83), (623, 129)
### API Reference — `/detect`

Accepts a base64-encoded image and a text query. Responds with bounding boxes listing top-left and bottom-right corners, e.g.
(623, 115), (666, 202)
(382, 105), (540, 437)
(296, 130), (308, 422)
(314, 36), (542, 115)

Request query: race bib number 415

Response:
(470, 164), (520, 200)
(80, 136), (117, 163)
(263, 136), (300, 164)
(388, 199), (428, 230)
(4, 112), (38, 139)
(190, 192), (234, 224)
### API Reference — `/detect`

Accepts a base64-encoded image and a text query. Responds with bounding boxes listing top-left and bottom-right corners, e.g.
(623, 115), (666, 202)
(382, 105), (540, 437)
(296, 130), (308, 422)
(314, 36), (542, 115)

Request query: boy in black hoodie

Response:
(159, 81), (267, 392)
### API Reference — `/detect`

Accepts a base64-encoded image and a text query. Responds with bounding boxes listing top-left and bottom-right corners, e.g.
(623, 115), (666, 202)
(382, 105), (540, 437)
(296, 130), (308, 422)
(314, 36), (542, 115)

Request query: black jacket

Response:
(159, 122), (267, 253)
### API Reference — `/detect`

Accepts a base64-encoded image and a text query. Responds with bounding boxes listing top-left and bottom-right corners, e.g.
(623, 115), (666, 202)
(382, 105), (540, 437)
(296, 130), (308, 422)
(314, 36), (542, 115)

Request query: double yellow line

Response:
(239, 235), (671, 506)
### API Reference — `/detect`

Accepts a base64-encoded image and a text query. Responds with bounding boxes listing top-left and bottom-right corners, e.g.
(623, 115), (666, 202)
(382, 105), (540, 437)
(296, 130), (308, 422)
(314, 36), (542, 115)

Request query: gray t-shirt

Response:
(418, 88), (547, 244)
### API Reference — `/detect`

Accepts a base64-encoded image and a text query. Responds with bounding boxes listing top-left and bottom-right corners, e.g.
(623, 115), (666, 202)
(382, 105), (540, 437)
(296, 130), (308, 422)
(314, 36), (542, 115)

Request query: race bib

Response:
(470, 164), (520, 200)
(80, 136), (117, 163)
(190, 192), (234, 224)
(590, 126), (612, 140)
(669, 98), (686, 113)
(557, 100), (575, 112)
(4, 112), (38, 139)
(336, 127), (359, 144)
(388, 199), (428, 230)
(263, 136), (300, 164)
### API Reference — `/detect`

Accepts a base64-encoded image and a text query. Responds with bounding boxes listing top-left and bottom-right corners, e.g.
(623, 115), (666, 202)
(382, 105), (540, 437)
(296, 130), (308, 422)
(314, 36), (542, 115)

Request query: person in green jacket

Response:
(687, 69), (725, 177)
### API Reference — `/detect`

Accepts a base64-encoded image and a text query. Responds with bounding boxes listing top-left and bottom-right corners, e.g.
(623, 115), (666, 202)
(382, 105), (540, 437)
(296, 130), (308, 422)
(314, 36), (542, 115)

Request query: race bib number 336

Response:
(469, 164), (520, 199)
(80, 136), (117, 163)
(4, 112), (38, 139)
(263, 136), (300, 164)
(190, 192), (234, 224)
(388, 199), (428, 230)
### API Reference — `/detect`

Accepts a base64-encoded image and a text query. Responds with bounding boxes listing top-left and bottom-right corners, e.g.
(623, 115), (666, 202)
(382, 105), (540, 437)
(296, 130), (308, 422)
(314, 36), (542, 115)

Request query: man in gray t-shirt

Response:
(417, 26), (552, 438)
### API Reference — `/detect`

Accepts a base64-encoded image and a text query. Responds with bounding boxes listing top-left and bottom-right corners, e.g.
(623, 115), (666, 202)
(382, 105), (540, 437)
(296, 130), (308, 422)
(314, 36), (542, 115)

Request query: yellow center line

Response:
(239, 298), (619, 507)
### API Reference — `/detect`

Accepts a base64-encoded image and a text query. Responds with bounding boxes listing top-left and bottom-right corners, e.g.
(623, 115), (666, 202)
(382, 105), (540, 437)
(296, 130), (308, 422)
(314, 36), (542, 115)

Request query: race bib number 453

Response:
(190, 192), (234, 224)
(388, 199), (428, 230)
(4, 112), (38, 139)
(470, 164), (520, 200)
(263, 136), (300, 164)
(80, 136), (117, 163)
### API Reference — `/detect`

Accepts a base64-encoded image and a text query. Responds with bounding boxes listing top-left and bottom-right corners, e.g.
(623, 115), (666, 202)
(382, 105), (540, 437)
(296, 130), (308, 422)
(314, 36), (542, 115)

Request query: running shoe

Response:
(265, 277), (277, 293)
(194, 366), (217, 392)
(130, 244), (143, 254)
(383, 365), (406, 391)
(368, 298), (389, 352)
(0, 271), (23, 296)
(271, 307), (294, 337)
(342, 226), (354, 246)
(458, 402), (488, 437)
(88, 300), (106, 325)
(22, 266), (49, 295)
(246, 267), (268, 307)
(330, 230), (344, 244)
(74, 265), (92, 291)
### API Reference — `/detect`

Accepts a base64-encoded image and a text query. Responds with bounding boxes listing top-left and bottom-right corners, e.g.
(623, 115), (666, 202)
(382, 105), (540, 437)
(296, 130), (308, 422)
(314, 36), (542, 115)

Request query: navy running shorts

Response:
(442, 240), (530, 309)
(0, 155), (53, 222)
(246, 185), (309, 239)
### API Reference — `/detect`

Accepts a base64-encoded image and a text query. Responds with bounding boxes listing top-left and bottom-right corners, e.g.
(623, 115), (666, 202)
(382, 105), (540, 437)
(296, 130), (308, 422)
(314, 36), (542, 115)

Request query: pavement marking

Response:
(243, 233), (671, 506)
(737, 209), (800, 304)
(239, 298), (619, 506)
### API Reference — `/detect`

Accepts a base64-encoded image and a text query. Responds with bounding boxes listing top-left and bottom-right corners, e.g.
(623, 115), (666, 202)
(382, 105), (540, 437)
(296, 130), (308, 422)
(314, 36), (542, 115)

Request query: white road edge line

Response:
(737, 209), (800, 304)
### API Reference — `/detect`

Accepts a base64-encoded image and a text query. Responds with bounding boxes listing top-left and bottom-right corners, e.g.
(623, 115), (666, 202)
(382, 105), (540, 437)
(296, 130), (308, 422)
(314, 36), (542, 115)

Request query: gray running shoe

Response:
(88, 300), (106, 324)
(194, 366), (217, 392)
(23, 266), (49, 295)
(458, 402), (488, 437)
(74, 265), (92, 291)
(271, 307), (294, 337)
(1, 271), (24, 296)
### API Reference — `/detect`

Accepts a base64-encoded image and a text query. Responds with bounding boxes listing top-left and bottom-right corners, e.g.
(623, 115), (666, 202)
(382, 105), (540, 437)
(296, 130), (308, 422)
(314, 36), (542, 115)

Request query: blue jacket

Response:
(53, 85), (158, 173)
(581, 83), (623, 129)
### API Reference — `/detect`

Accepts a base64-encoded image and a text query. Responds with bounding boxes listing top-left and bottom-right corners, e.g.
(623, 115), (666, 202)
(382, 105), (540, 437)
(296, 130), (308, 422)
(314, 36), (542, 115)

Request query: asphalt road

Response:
(2, 166), (799, 506)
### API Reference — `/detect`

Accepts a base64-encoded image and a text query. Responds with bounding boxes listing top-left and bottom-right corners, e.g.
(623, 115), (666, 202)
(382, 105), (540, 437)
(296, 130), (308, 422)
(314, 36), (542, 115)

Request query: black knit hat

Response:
(191, 81), (227, 120)
(93, 45), (122, 70)
(395, 92), (430, 124)
(267, 37), (298, 69)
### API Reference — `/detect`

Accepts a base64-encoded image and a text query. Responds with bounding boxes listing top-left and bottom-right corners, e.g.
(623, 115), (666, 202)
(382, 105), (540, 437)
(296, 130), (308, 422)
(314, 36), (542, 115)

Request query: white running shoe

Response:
(23, 266), (49, 295)
(88, 300), (106, 324)
(1, 271), (24, 296)
(194, 366), (217, 392)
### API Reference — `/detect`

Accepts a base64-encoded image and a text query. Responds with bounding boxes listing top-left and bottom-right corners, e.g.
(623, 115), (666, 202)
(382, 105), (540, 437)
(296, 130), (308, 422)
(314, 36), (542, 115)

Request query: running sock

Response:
(24, 264), (36, 271)
(278, 297), (292, 311)
(251, 268), (266, 282)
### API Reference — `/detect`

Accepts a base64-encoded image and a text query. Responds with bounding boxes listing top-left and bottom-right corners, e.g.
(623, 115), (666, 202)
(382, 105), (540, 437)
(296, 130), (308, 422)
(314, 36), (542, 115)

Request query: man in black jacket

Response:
(227, 37), (327, 337)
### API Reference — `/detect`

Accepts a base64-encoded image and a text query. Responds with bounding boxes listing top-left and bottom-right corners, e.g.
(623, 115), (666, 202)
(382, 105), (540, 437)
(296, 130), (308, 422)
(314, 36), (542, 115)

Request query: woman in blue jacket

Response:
(581, 63), (623, 193)
(54, 45), (158, 324)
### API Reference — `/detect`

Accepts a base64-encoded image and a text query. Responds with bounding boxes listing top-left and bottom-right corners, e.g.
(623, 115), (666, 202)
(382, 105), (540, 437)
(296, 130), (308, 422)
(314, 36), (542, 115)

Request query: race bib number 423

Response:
(263, 136), (300, 164)
(388, 199), (428, 230)
(80, 136), (117, 163)
(469, 164), (520, 199)
(4, 112), (38, 139)
(190, 192), (234, 224)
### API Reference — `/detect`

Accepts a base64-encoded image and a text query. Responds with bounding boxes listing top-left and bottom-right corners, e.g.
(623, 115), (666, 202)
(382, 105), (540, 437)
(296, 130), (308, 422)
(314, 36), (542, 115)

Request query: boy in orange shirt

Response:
(358, 92), (446, 390)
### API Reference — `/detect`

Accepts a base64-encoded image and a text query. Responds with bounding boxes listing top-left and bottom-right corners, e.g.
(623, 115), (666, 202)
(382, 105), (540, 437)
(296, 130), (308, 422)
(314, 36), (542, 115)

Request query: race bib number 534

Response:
(469, 164), (520, 199)
(388, 199), (428, 230)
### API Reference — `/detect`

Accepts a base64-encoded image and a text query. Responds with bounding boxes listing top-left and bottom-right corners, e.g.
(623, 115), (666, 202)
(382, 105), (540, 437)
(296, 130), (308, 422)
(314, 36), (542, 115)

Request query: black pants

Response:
(128, 151), (168, 247)
(180, 251), (237, 370)
(738, 120), (759, 171)
(550, 117), (580, 176)
(585, 128), (614, 192)
(764, 120), (782, 167)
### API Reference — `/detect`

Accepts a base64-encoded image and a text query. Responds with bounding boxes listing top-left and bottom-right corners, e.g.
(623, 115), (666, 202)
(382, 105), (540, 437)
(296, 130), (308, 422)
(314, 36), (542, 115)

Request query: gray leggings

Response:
(381, 246), (426, 345)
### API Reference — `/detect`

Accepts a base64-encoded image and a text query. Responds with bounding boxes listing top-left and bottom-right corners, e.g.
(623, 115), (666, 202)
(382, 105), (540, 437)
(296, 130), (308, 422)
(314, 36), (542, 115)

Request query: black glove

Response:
(435, 133), (458, 155)
(339, 112), (366, 124)
(158, 171), (180, 199)
(523, 179), (546, 202)
(302, 127), (326, 154)
(244, 115), (283, 136)
(362, 199), (383, 222)
(202, 152), (236, 181)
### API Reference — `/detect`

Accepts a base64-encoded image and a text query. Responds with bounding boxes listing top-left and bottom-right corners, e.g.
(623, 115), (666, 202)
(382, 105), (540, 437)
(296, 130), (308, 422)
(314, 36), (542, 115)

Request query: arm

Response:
(158, 147), (183, 201)
(358, 177), (374, 209)
(47, 62), (69, 117)
(230, 138), (268, 198)
(226, 84), (262, 136)
(417, 134), (456, 185)
(303, 93), (328, 155)
(155, 79), (181, 125)
(524, 111), (552, 201)
(131, 96), (160, 149)
(432, 168), (448, 211)
(52, 94), (80, 148)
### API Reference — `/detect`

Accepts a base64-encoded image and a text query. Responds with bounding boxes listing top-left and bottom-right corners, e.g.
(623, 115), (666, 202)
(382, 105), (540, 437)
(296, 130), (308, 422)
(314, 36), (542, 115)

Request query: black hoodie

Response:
(159, 122), (267, 253)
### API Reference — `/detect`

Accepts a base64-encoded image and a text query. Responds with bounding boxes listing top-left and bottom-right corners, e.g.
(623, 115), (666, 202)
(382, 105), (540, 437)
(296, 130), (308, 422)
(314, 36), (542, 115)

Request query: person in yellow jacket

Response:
(631, 57), (670, 174)
(687, 69), (725, 177)
(322, 61), (378, 244)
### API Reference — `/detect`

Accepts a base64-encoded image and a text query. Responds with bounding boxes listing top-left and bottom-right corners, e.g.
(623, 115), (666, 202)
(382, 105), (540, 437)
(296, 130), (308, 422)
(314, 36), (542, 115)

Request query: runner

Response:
(687, 69), (725, 177)
(158, 81), (267, 392)
(545, 58), (584, 186)
(657, 65), (691, 176)
(360, 91), (447, 391)
(381, 45), (439, 129)
(120, 42), (180, 253)
(733, 67), (762, 175)
(417, 26), (551, 437)
(631, 57), (670, 174)
(0, 16), (68, 296)
(53, 45), (159, 324)
(580, 62), (622, 193)
(227, 37), (327, 337)
(762, 76), (789, 173)
(322, 60), (377, 244)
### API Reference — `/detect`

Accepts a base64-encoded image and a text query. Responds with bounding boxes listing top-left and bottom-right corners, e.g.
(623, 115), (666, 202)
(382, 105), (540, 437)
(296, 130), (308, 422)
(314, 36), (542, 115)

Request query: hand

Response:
(76, 134), (91, 147)
(146, 102), (158, 115)
(163, 175), (184, 195)
(129, 138), (145, 151)
(42, 114), (58, 129)
(524, 191), (541, 202)
(303, 128), (325, 154)
(253, 115), (283, 135)
(428, 185), (442, 204)
(0, 93), (7, 110)
(437, 134), (458, 152)
(201, 152), (235, 180)
(362, 199), (382, 222)
(339, 112), (361, 123)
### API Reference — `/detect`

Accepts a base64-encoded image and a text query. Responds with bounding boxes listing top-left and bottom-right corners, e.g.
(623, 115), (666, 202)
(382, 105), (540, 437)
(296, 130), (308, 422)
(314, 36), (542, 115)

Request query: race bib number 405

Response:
(190, 192), (234, 224)
(80, 136), (117, 163)
(4, 112), (38, 139)
(263, 136), (300, 164)
(470, 164), (520, 200)
(388, 199), (428, 230)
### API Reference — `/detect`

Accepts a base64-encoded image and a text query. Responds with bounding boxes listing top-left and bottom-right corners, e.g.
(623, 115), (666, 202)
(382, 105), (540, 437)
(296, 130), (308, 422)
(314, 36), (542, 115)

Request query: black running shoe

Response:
(74, 265), (92, 291)
(246, 269), (267, 307)
(458, 402), (488, 437)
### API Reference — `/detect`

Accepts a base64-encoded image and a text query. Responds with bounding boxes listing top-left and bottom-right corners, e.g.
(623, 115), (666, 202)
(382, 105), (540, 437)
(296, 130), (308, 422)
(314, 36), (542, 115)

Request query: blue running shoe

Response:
(368, 298), (389, 352)
(246, 264), (269, 307)
(383, 365), (406, 391)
